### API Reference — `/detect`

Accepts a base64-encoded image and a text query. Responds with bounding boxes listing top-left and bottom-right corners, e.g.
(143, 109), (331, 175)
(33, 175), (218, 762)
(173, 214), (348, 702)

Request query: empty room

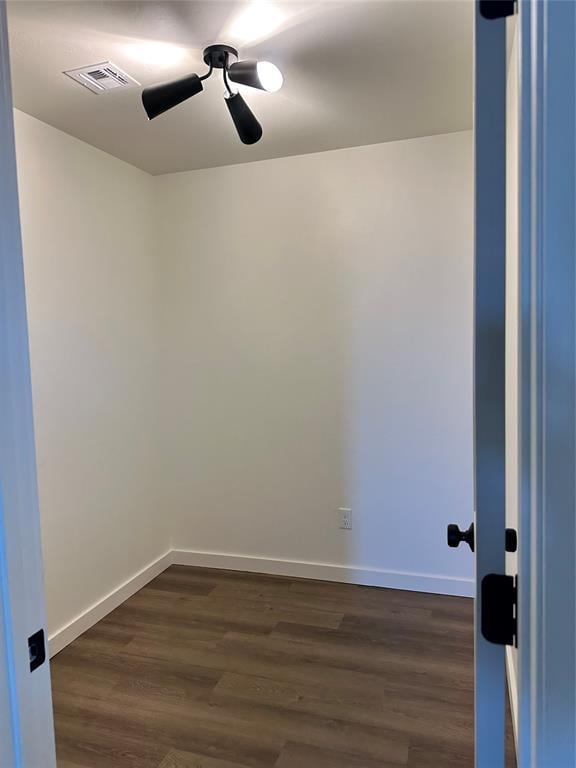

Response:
(6, 0), (566, 766)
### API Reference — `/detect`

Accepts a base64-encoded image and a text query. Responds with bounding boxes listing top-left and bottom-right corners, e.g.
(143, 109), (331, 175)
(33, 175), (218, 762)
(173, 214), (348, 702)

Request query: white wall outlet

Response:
(338, 507), (352, 530)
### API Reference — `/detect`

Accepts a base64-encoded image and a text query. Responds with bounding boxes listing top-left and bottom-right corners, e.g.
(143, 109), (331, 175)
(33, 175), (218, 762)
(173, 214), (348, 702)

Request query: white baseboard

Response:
(48, 550), (173, 657)
(172, 549), (475, 597)
(506, 645), (519, 764)
(48, 549), (473, 657)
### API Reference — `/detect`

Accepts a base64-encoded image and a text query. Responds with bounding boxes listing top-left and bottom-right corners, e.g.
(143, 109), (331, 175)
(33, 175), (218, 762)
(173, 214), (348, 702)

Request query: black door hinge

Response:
(481, 574), (517, 647)
(480, 0), (517, 20)
(28, 629), (46, 672)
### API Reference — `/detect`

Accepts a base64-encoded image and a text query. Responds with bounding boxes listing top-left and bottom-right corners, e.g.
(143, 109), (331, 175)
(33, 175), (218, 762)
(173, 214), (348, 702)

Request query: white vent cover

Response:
(64, 62), (139, 94)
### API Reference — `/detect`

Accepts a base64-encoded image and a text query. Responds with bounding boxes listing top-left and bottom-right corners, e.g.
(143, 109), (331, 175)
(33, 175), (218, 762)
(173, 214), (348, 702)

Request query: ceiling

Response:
(7, 0), (473, 175)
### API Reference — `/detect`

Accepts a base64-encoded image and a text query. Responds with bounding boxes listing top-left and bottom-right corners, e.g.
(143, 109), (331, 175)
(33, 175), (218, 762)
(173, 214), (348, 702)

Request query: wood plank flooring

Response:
(51, 566), (516, 767)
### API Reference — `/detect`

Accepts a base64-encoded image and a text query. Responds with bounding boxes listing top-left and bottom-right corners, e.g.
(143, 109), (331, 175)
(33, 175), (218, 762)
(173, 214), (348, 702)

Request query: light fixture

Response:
(228, 60), (283, 92)
(224, 92), (263, 145)
(142, 73), (204, 120)
(141, 43), (283, 145)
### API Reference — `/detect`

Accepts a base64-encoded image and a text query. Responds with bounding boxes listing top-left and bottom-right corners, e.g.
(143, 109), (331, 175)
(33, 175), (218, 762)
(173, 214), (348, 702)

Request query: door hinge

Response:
(28, 629), (46, 672)
(480, 0), (517, 20)
(481, 574), (517, 647)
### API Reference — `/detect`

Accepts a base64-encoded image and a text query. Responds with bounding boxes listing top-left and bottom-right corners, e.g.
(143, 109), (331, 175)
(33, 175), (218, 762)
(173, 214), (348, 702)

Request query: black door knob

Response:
(447, 522), (475, 552)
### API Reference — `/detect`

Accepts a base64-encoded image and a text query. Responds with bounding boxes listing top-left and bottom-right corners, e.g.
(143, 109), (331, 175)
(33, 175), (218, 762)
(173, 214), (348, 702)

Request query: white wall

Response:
(15, 117), (474, 652)
(14, 110), (169, 641)
(157, 131), (474, 594)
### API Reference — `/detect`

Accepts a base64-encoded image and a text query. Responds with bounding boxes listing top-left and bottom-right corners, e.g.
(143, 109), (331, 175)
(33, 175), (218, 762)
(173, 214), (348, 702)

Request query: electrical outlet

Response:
(339, 507), (352, 530)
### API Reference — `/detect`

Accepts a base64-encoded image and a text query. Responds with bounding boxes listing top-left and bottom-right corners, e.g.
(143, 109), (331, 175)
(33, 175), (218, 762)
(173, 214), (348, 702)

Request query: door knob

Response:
(447, 522), (475, 552)
(447, 523), (518, 554)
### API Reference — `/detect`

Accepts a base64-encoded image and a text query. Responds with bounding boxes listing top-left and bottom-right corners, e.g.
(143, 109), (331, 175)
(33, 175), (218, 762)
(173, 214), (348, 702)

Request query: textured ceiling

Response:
(7, 0), (473, 174)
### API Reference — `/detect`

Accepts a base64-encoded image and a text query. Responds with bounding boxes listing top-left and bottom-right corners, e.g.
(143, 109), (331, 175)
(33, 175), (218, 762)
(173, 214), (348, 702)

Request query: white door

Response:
(0, 1), (57, 765)
(473, 3), (509, 766)
(451, 2), (576, 767)
(449, 1), (519, 765)
(448, 2), (515, 763)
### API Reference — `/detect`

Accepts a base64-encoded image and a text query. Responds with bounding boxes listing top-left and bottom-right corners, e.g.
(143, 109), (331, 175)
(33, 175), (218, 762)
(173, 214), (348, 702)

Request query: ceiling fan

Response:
(141, 43), (283, 145)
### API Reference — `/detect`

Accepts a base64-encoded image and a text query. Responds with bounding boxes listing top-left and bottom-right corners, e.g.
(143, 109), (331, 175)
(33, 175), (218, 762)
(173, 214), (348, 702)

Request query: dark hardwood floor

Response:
(50, 566), (516, 767)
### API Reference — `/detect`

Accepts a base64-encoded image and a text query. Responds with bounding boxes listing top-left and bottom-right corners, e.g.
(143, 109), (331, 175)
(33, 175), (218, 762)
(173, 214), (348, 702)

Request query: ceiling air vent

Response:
(64, 62), (139, 94)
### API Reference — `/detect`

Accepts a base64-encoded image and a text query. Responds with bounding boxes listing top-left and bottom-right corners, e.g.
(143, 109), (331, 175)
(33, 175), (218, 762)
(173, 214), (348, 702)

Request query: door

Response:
(473, 3), (509, 766)
(450, 2), (576, 767)
(448, 2), (514, 766)
(450, 1), (513, 762)
(474, 1), (576, 765)
(0, 1), (57, 765)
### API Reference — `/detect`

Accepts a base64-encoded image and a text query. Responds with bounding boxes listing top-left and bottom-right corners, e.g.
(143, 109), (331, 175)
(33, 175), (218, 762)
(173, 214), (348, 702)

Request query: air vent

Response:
(64, 62), (139, 94)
